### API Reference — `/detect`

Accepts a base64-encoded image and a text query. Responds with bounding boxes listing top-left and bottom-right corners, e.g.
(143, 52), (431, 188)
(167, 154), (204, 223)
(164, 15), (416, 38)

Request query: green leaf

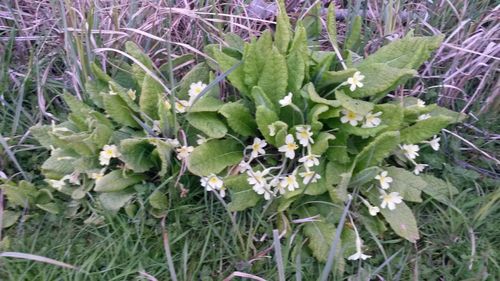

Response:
(63, 94), (94, 119)
(108, 81), (140, 112)
(289, 22), (308, 64)
(419, 174), (459, 204)
(311, 132), (336, 155)
(271, 121), (289, 147)
(319, 68), (358, 89)
(303, 160), (329, 196)
(36, 202), (61, 214)
(362, 35), (443, 69)
(2, 210), (20, 228)
(99, 190), (134, 211)
(275, 0), (291, 54)
(400, 116), (453, 144)
(224, 33), (245, 51)
(280, 106), (304, 128)
(1, 181), (37, 207)
(355, 131), (400, 171)
(344, 16), (362, 51)
(213, 49), (247, 94)
(226, 175), (261, 212)
(303, 83), (340, 107)
(257, 47), (288, 108)
(188, 139), (243, 176)
(243, 31), (272, 88)
(374, 104), (404, 131)
(189, 97), (224, 112)
(41, 149), (77, 179)
(94, 170), (145, 192)
(350, 64), (416, 98)
(374, 199), (420, 243)
(336, 91), (374, 115)
(84, 79), (107, 108)
(251, 86), (276, 112)
(342, 124), (388, 138)
(89, 124), (113, 148)
(125, 41), (154, 70)
(326, 132), (351, 164)
(255, 105), (280, 145)
(30, 125), (53, 149)
(326, 3), (338, 47)
(140, 74), (162, 119)
(308, 104), (329, 133)
(90, 62), (112, 83)
(186, 112), (228, 138)
(149, 190), (168, 210)
(302, 219), (337, 263)
(149, 139), (173, 177)
(219, 102), (257, 137)
(384, 166), (425, 202)
(177, 63), (210, 100)
(102, 94), (140, 128)
(349, 166), (381, 188)
(429, 105), (466, 123)
(287, 50), (305, 93)
(119, 138), (156, 173)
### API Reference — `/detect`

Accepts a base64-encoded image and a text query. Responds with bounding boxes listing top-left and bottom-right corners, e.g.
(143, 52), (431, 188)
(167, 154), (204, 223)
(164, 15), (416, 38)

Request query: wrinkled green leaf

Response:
(362, 35), (443, 69)
(120, 138), (156, 173)
(213, 49), (247, 94)
(303, 83), (340, 107)
(149, 190), (168, 210)
(256, 105), (280, 145)
(311, 132), (336, 155)
(186, 112), (227, 138)
(189, 97), (224, 113)
(308, 104), (329, 133)
(344, 16), (362, 51)
(102, 94), (140, 128)
(140, 74), (162, 119)
(384, 166), (425, 202)
(420, 174), (459, 204)
(336, 91), (374, 115)
(275, 0), (291, 54)
(99, 190), (134, 211)
(219, 102), (257, 137)
(355, 131), (400, 171)
(350, 64), (416, 98)
(257, 47), (288, 108)
(188, 139), (243, 176)
(2, 210), (20, 228)
(400, 116), (453, 144)
(94, 170), (145, 192)
(226, 175), (261, 212)
(302, 219), (336, 262)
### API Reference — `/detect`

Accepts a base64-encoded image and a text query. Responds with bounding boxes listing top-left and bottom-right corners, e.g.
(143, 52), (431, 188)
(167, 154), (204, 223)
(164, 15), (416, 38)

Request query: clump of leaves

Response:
(2, 0), (465, 269)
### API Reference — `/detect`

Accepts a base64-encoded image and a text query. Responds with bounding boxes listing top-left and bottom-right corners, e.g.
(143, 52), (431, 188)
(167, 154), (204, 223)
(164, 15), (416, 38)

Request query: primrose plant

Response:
(183, 1), (465, 264)
(1, 0), (464, 267)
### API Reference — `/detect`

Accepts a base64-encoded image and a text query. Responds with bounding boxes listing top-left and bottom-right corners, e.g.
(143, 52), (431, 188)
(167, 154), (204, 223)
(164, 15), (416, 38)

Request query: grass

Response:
(1, 0), (499, 280)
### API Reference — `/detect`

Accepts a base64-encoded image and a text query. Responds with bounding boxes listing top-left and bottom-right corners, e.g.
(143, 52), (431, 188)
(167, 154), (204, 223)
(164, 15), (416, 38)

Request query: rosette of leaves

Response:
(24, 42), (229, 221)
(188, 1), (465, 266)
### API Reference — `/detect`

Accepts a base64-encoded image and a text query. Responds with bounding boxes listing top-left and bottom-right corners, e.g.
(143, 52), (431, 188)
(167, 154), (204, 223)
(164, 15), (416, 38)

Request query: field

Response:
(0, 1), (499, 280)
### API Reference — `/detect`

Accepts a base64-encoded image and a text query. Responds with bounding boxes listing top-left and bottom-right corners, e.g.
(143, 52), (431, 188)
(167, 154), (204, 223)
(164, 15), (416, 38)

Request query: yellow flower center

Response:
(252, 143), (260, 151)
(300, 131), (309, 138)
(347, 111), (357, 120)
(287, 143), (298, 150)
(209, 177), (218, 184)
